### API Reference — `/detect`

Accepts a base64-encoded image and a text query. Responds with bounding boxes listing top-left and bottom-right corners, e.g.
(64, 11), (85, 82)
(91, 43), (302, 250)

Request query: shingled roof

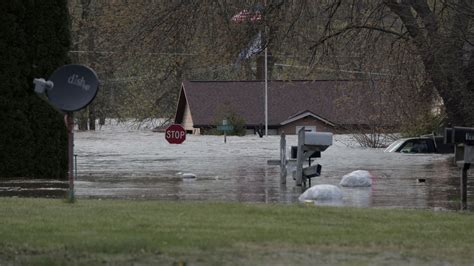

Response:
(174, 80), (398, 128)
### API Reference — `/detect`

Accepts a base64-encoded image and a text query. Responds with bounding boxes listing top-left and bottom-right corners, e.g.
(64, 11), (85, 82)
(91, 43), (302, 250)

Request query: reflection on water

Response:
(74, 123), (473, 210)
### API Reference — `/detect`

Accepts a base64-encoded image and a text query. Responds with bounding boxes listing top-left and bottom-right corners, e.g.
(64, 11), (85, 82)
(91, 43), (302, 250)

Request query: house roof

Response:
(280, 110), (336, 127)
(175, 80), (399, 127)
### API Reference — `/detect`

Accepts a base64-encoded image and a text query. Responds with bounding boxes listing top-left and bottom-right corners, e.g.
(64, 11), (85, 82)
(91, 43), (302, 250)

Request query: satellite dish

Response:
(46, 64), (99, 112)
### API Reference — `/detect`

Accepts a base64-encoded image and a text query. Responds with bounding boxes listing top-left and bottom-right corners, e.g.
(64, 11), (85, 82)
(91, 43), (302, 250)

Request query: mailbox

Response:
(445, 127), (474, 145)
(445, 127), (474, 209)
(446, 127), (474, 165)
(303, 132), (333, 151)
(464, 146), (474, 163)
(293, 128), (333, 186)
(290, 146), (320, 159)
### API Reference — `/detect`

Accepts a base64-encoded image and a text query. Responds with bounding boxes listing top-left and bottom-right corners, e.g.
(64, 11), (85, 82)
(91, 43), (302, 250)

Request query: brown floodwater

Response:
(68, 123), (474, 211)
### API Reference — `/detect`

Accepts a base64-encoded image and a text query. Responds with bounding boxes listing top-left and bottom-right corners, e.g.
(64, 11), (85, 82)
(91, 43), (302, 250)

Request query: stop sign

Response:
(165, 124), (186, 144)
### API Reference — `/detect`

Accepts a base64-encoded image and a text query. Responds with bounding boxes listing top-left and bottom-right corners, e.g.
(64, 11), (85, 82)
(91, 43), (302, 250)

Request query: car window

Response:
(413, 141), (427, 153)
(384, 139), (406, 152)
(400, 139), (432, 153)
(386, 138), (438, 153)
(400, 141), (414, 153)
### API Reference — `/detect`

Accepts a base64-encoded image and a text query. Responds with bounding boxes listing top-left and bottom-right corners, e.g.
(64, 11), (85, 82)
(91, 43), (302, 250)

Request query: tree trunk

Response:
(384, 0), (474, 126)
(422, 36), (474, 126)
(88, 104), (96, 130)
(426, 62), (474, 126)
(77, 112), (88, 130)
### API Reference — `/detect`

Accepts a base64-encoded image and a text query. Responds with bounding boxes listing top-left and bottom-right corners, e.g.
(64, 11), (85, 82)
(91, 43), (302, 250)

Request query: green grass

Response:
(1, 198), (474, 265)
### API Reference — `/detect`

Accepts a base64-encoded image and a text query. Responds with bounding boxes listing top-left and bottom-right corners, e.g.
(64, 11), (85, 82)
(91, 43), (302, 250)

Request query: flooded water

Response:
(74, 123), (473, 210)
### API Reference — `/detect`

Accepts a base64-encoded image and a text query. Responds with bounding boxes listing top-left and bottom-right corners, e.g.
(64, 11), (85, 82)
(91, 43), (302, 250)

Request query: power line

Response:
(68, 50), (199, 56)
(275, 63), (403, 77)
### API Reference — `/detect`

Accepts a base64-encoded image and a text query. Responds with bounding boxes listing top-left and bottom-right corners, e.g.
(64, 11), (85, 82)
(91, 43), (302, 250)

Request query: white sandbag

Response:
(339, 170), (372, 187)
(298, 184), (343, 202)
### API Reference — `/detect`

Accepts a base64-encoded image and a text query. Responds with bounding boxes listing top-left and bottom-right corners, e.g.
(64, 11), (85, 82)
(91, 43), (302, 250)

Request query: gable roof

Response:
(280, 110), (336, 127)
(175, 80), (399, 127)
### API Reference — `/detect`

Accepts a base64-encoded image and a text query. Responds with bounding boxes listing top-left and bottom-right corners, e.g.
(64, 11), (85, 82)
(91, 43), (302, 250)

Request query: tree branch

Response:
(410, 0), (438, 42)
(383, 0), (427, 48)
(310, 24), (407, 50)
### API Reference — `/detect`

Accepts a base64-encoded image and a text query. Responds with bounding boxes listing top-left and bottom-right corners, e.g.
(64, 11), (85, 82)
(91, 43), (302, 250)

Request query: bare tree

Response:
(68, 0), (453, 133)
(306, 0), (474, 126)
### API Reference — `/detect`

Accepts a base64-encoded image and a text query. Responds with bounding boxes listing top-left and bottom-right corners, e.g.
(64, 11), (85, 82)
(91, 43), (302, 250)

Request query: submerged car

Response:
(384, 136), (454, 154)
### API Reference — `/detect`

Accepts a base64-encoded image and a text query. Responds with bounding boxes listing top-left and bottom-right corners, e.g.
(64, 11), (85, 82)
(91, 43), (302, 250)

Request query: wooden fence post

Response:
(280, 133), (287, 184)
(296, 127), (305, 186)
(461, 163), (470, 210)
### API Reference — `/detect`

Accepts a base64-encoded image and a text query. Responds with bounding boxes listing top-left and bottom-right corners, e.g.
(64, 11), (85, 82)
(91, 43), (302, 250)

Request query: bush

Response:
(400, 112), (444, 137)
(0, 0), (70, 179)
(212, 109), (247, 136)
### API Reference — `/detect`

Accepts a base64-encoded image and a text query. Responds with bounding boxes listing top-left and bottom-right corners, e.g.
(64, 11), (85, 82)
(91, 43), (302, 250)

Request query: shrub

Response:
(0, 0), (70, 179)
(212, 108), (247, 136)
(400, 112), (444, 138)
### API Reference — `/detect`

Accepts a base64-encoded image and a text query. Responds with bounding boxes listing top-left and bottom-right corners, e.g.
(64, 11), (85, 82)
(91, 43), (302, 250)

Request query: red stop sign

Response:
(165, 124), (186, 144)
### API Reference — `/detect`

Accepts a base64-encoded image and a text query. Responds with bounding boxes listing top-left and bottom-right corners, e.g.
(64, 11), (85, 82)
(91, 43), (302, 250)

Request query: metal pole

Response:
(461, 163), (470, 210)
(66, 112), (75, 202)
(264, 0), (268, 136)
(264, 47), (268, 136)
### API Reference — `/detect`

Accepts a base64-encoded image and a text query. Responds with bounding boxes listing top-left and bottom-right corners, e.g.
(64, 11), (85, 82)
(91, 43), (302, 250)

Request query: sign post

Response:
(217, 119), (234, 143)
(445, 127), (474, 210)
(165, 124), (186, 144)
(65, 112), (74, 202)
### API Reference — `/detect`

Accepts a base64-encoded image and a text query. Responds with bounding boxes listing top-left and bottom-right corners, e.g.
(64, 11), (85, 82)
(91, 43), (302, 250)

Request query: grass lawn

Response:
(1, 198), (474, 265)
